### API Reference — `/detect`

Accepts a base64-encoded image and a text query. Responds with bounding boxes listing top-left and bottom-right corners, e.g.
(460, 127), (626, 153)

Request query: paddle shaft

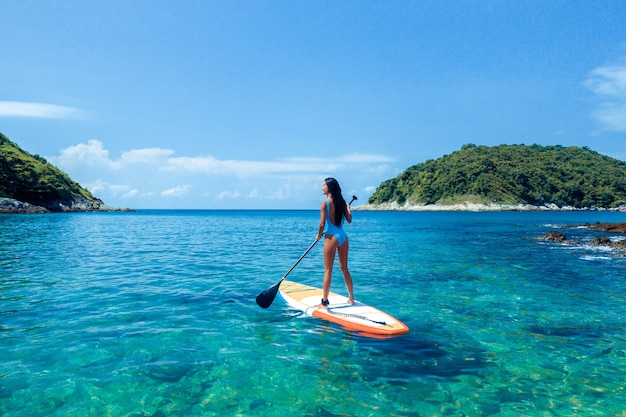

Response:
(280, 238), (319, 281)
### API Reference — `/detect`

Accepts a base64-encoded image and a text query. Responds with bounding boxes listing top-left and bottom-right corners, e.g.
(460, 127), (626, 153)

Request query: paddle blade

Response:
(256, 280), (282, 308)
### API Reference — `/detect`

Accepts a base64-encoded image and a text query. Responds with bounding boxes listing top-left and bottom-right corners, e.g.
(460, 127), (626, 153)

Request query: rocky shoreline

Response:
(541, 222), (626, 253)
(0, 197), (132, 214)
(355, 202), (626, 212)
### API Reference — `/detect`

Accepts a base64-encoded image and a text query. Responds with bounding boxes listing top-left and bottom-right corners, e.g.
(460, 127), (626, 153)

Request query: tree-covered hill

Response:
(0, 132), (103, 212)
(368, 144), (626, 209)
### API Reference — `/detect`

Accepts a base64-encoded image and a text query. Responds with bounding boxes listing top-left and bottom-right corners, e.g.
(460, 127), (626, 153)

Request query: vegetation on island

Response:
(0, 132), (99, 212)
(368, 144), (626, 209)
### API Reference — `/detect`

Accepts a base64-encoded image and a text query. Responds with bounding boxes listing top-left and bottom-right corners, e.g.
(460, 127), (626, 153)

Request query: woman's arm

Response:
(317, 200), (326, 240)
(344, 201), (352, 224)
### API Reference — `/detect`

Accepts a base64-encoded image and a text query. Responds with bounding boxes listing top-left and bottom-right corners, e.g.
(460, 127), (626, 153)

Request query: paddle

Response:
(255, 195), (357, 309)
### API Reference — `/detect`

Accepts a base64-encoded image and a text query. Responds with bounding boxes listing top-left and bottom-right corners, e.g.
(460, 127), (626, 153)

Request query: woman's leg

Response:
(338, 238), (354, 304)
(322, 235), (338, 304)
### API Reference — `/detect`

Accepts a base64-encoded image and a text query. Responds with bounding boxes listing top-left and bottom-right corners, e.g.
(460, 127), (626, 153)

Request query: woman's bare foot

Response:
(347, 297), (355, 305)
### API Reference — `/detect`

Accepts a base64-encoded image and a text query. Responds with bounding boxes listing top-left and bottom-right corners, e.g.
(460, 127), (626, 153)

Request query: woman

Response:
(316, 177), (354, 307)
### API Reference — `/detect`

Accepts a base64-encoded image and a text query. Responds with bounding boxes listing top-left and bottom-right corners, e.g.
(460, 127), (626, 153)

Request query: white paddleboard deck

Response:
(278, 280), (409, 336)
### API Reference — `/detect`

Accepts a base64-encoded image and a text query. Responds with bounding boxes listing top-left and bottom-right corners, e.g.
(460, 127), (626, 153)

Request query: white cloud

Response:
(216, 190), (243, 200)
(161, 185), (192, 197)
(51, 140), (395, 179)
(585, 63), (626, 131)
(0, 101), (84, 119)
(120, 148), (175, 164)
(593, 103), (626, 132)
(162, 153), (394, 177)
(83, 179), (139, 198)
(48, 140), (397, 208)
(283, 154), (394, 165)
(247, 188), (261, 199)
(586, 65), (626, 97)
(84, 179), (108, 194)
(50, 140), (175, 170)
(365, 163), (395, 175)
(52, 140), (113, 168)
(162, 156), (338, 177)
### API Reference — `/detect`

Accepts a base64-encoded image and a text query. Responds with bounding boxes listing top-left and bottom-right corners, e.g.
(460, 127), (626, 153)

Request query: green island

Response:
(0, 132), (126, 213)
(364, 144), (626, 211)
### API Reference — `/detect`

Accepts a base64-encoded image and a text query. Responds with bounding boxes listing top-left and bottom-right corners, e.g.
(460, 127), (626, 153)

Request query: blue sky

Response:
(2, 1), (626, 209)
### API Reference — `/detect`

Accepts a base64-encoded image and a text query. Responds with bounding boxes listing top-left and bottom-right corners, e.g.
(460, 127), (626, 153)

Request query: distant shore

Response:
(354, 202), (626, 212)
(0, 197), (132, 214)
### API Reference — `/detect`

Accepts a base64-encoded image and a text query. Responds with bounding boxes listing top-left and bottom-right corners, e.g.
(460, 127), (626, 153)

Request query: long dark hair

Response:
(325, 177), (347, 226)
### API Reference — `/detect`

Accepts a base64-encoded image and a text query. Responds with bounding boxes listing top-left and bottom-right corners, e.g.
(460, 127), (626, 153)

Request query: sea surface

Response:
(1, 210), (625, 416)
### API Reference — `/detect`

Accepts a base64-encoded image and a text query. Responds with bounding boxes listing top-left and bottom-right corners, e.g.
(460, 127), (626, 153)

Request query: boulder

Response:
(591, 237), (612, 246)
(0, 197), (47, 214)
(541, 231), (568, 242)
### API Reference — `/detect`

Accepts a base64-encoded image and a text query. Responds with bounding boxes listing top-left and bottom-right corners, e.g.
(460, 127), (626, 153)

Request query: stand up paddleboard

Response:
(277, 280), (409, 337)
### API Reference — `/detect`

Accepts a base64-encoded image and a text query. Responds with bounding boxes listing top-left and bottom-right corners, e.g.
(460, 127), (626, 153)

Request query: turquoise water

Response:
(1, 210), (625, 416)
